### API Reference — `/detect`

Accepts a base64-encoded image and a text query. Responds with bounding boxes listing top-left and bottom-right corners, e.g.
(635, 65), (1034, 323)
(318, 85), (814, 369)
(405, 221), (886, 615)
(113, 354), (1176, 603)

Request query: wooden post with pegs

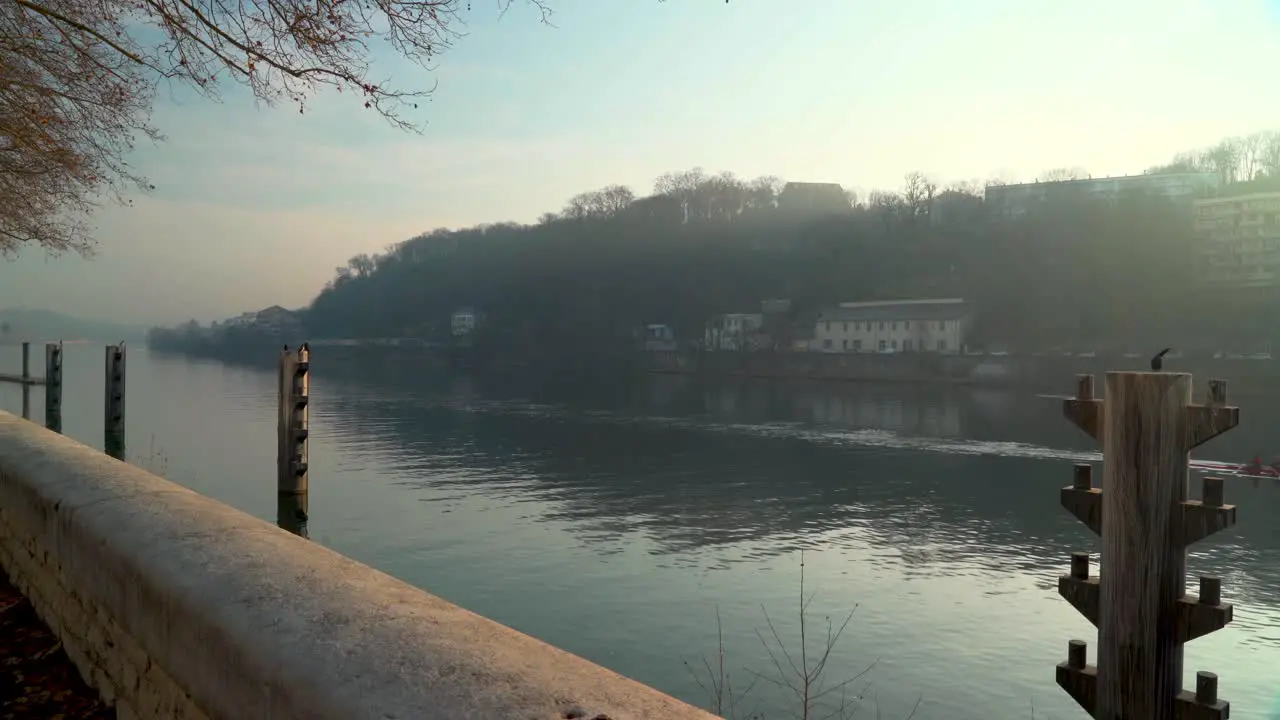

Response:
(1057, 372), (1239, 719)
(277, 344), (310, 496)
(44, 342), (63, 433)
(19, 341), (31, 420)
(103, 343), (126, 460)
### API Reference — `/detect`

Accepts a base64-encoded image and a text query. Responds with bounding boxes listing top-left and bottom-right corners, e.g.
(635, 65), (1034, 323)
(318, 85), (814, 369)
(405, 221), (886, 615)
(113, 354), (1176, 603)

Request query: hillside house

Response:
(640, 324), (678, 351)
(704, 313), (765, 351)
(451, 308), (479, 337)
(811, 299), (971, 354)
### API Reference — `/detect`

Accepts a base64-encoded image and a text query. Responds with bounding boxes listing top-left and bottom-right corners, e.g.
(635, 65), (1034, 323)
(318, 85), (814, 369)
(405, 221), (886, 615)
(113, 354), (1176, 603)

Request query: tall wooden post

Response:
(19, 341), (30, 420)
(44, 342), (62, 433)
(1057, 372), (1238, 719)
(104, 343), (126, 460)
(277, 344), (310, 496)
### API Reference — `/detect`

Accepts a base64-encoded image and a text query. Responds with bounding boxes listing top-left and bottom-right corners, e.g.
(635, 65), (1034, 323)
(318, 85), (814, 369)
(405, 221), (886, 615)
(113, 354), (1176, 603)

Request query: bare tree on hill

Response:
(1039, 167), (1089, 182)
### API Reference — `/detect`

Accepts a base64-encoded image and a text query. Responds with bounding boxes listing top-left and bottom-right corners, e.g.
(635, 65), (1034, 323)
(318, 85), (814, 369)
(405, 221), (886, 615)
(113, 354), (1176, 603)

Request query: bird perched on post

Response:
(1150, 348), (1172, 371)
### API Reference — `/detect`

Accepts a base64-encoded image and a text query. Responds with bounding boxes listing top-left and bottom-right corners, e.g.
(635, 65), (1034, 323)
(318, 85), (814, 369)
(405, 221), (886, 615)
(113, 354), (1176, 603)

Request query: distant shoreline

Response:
(0, 338), (132, 346)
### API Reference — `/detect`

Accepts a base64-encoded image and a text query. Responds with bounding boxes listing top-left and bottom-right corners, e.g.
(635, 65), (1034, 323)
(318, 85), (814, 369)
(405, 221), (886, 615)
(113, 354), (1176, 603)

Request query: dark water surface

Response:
(3, 345), (1280, 720)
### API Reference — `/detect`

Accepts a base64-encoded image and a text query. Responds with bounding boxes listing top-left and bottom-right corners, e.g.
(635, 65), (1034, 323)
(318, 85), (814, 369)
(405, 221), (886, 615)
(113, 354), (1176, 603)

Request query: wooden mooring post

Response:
(44, 342), (63, 433)
(1057, 371), (1239, 719)
(104, 343), (126, 460)
(277, 344), (310, 497)
(20, 341), (31, 420)
(277, 493), (309, 539)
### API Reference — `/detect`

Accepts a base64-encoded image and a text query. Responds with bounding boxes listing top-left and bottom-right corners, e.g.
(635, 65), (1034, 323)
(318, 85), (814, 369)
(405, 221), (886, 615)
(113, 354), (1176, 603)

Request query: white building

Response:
(811, 299), (971, 354)
(221, 305), (298, 331)
(1194, 190), (1280, 289)
(223, 311), (258, 328)
(985, 172), (1219, 217)
(704, 313), (764, 351)
(641, 323), (677, 351)
(450, 308), (477, 336)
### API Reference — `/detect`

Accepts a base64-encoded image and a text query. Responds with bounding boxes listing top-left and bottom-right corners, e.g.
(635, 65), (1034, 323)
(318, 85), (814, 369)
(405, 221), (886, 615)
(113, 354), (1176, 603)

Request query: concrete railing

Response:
(0, 412), (717, 720)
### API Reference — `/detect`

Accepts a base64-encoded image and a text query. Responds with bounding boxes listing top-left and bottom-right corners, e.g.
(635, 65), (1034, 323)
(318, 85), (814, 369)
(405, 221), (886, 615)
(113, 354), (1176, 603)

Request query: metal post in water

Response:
(44, 342), (62, 433)
(277, 343), (310, 495)
(104, 343), (126, 460)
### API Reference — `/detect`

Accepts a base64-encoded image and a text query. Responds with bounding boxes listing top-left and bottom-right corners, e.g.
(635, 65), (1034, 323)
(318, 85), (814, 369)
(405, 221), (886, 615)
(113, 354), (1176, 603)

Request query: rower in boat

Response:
(1240, 455), (1280, 477)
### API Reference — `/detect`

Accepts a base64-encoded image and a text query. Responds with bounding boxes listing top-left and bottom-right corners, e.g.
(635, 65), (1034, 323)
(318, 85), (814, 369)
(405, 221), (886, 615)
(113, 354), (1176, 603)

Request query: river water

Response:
(3, 345), (1280, 720)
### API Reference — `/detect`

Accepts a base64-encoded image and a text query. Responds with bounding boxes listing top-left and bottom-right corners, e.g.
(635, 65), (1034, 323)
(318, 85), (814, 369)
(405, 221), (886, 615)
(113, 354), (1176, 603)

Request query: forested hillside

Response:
(161, 130), (1280, 358)
(304, 175), (1255, 355)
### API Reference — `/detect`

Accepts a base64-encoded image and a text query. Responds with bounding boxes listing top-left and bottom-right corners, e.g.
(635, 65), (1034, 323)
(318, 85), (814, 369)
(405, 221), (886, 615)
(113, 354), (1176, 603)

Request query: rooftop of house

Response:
(818, 300), (970, 323)
(1195, 186), (1280, 205)
(781, 182), (845, 191)
(987, 172), (1219, 192)
(838, 298), (964, 309)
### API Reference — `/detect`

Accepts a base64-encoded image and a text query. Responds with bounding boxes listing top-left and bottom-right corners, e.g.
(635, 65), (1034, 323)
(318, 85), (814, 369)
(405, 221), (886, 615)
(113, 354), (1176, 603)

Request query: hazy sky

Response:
(3, 0), (1279, 325)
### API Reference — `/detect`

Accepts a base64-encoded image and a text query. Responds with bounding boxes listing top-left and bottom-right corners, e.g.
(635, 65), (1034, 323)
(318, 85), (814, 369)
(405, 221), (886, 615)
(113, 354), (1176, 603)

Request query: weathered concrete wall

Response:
(0, 412), (717, 720)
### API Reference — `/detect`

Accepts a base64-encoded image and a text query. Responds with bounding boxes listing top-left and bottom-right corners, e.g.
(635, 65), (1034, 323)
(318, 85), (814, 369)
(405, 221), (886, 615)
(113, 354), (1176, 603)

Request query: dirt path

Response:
(0, 568), (114, 719)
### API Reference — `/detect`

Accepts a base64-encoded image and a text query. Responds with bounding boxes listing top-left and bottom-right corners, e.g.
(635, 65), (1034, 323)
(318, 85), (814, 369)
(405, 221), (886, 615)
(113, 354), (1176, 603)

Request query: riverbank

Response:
(0, 567), (113, 719)
(145, 338), (1280, 397)
(642, 350), (1280, 394)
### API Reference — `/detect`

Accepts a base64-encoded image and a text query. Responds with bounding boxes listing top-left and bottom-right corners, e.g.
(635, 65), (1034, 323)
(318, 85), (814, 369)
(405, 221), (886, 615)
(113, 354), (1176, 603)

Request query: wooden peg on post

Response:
(44, 343), (62, 433)
(1064, 374), (1103, 440)
(1206, 379), (1226, 405)
(1059, 550), (1099, 625)
(1188, 379), (1237, 447)
(277, 344), (310, 496)
(1183, 476), (1235, 546)
(1061, 462), (1102, 535)
(1175, 671), (1230, 718)
(1056, 639), (1097, 715)
(104, 343), (126, 460)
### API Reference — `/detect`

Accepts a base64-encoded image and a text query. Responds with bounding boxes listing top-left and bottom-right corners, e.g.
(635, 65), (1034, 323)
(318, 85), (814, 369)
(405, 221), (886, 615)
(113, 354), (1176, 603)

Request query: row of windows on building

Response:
(1197, 201), (1280, 220)
(822, 319), (954, 333)
(822, 338), (949, 351)
(1204, 228), (1280, 243)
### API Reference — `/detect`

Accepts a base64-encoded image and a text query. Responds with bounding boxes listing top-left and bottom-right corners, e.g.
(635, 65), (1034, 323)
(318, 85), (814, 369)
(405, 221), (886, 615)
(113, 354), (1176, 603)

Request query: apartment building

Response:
(1194, 191), (1280, 288)
(986, 172), (1219, 217)
(704, 313), (765, 351)
(811, 299), (971, 354)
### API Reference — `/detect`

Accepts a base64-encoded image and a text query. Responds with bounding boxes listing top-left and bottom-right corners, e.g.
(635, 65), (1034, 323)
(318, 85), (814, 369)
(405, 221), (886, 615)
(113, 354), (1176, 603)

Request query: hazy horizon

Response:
(3, 0), (1279, 326)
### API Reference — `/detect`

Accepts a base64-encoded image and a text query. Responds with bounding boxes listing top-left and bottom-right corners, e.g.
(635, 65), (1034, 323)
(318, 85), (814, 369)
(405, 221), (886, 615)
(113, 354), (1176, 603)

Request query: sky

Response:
(3, 0), (1280, 325)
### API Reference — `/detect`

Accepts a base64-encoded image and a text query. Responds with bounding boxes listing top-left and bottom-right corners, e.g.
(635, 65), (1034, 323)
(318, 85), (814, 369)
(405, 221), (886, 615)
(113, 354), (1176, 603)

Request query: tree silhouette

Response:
(1, 0), (553, 254)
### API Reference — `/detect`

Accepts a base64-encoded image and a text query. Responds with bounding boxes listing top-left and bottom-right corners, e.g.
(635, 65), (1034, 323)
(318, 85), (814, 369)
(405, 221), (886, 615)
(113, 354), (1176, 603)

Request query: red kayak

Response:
(1191, 457), (1280, 478)
(1228, 457), (1280, 478)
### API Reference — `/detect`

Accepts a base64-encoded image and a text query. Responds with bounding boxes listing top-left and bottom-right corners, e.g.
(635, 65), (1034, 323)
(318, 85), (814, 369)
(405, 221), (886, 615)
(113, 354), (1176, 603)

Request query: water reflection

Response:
(700, 380), (966, 438)
(306, 354), (1280, 613)
(294, 356), (1280, 717)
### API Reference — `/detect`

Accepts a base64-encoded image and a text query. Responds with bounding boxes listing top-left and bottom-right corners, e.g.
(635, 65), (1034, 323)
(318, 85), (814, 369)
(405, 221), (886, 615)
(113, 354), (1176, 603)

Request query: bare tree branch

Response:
(1, 0), (552, 255)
